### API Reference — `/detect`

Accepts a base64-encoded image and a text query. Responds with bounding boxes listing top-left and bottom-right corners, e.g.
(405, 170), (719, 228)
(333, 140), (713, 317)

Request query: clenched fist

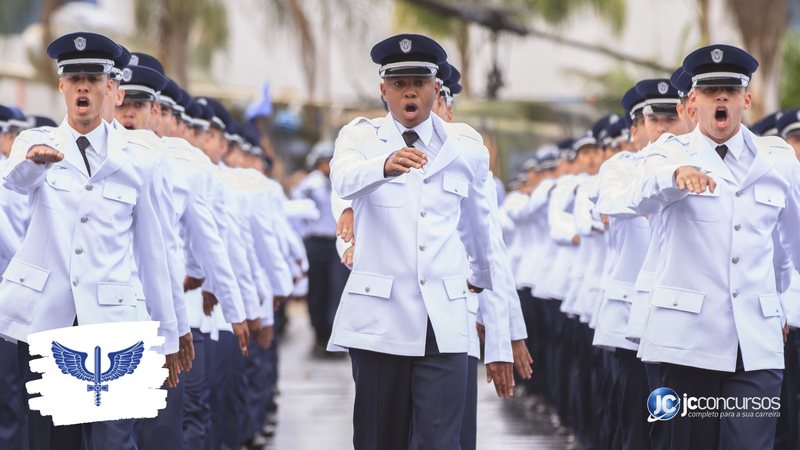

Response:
(674, 166), (717, 194)
(384, 147), (427, 177)
(27, 145), (64, 164)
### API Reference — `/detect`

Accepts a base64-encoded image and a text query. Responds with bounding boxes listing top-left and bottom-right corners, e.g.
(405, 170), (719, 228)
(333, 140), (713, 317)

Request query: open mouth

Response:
(76, 97), (90, 114)
(404, 103), (418, 113)
(714, 107), (728, 123)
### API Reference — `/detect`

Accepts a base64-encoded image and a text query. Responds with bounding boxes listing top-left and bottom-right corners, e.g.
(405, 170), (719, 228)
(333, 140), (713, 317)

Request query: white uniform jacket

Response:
(0, 121), (178, 351)
(635, 126), (800, 371)
(328, 113), (494, 356)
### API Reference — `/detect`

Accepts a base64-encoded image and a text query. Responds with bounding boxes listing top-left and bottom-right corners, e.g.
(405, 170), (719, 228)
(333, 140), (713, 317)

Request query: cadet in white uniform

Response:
(633, 45), (800, 450)
(1, 32), (179, 450)
(328, 34), (501, 450)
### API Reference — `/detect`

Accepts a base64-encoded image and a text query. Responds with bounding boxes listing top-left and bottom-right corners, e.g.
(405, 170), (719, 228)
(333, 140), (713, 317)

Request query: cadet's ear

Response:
(379, 82), (387, 101)
(742, 91), (752, 111)
(58, 77), (65, 94)
(115, 86), (124, 107)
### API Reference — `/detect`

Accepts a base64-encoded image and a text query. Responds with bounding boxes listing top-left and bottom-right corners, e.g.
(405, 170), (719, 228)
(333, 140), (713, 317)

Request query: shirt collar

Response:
(394, 114), (435, 147)
(700, 126), (745, 160)
(65, 119), (107, 154)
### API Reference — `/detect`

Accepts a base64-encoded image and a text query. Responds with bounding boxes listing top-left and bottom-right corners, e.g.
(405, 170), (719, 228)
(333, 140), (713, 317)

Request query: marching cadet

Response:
(773, 109), (800, 450)
(632, 44), (800, 450)
(291, 141), (350, 356)
(0, 31), (178, 450)
(328, 33), (509, 449)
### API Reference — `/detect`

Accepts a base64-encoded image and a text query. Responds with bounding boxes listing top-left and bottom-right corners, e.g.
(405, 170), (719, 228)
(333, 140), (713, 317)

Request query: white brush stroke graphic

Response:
(26, 321), (167, 425)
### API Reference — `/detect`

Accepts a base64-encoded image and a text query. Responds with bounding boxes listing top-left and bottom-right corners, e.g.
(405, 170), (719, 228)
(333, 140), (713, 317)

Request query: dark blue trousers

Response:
(182, 330), (210, 450)
(17, 341), (82, 450)
(774, 328), (800, 450)
(0, 339), (25, 449)
(460, 356), (478, 450)
(133, 376), (185, 450)
(614, 348), (652, 450)
(241, 338), (272, 443)
(650, 350), (783, 450)
(207, 331), (246, 450)
(304, 236), (350, 346)
(349, 322), (467, 450)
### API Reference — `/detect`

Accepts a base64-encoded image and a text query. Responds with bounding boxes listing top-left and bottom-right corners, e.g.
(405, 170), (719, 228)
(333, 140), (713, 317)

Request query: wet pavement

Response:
(265, 303), (572, 449)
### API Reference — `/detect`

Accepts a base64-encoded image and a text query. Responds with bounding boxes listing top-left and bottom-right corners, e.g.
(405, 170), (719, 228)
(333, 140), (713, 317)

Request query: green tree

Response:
(133, 0), (229, 86)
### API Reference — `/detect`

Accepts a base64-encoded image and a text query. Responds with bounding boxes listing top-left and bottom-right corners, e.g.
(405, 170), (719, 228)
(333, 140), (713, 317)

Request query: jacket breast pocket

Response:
(0, 259), (50, 324)
(681, 194), (720, 223)
(369, 174), (407, 208)
(645, 286), (705, 350)
(342, 271), (393, 335)
(439, 174), (469, 216)
(39, 169), (74, 211)
(753, 185), (785, 228)
(103, 182), (137, 219)
(443, 276), (469, 336)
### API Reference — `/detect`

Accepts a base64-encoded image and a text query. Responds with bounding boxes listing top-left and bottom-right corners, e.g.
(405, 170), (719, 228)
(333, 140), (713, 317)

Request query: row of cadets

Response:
(0, 105), (54, 449)
(751, 106), (800, 450)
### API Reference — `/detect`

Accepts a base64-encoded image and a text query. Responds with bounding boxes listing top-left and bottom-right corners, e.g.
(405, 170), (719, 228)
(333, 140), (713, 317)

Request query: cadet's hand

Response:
(519, 184), (534, 195)
(178, 331), (195, 372)
(476, 323), (486, 343)
(511, 339), (533, 380)
(26, 145), (64, 164)
(337, 208), (355, 244)
(164, 353), (181, 388)
(258, 325), (274, 349)
(571, 235), (581, 246)
(675, 166), (717, 194)
(232, 321), (250, 357)
(600, 214), (609, 229)
(383, 148), (427, 177)
(486, 362), (514, 399)
(341, 245), (355, 268)
(183, 276), (204, 292)
(467, 280), (483, 294)
(784, 321), (790, 345)
(247, 318), (262, 343)
(201, 291), (218, 316)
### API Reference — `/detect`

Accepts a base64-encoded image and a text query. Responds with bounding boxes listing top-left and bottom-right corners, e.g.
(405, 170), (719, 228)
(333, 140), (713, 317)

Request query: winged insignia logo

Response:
(52, 341), (144, 406)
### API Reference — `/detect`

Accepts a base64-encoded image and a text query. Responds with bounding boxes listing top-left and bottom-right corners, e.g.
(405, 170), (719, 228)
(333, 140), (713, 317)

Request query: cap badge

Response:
(711, 48), (723, 63)
(399, 38), (412, 54)
(129, 54), (139, 66)
(121, 68), (132, 82)
(609, 114), (619, 124)
(658, 82), (669, 95)
(74, 36), (87, 51)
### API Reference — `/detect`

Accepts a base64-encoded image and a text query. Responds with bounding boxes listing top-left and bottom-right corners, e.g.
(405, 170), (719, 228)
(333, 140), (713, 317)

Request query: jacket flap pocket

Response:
(442, 174), (469, 198)
(98, 283), (136, 306)
(443, 276), (468, 300)
(346, 271), (393, 299)
(605, 280), (634, 303)
(46, 169), (73, 191)
(651, 286), (705, 313)
(754, 185), (786, 208)
(2, 259), (50, 292)
(103, 182), (137, 205)
(759, 293), (782, 318)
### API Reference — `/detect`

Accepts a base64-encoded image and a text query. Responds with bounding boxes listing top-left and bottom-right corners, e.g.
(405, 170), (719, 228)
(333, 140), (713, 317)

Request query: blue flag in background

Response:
(246, 82), (272, 122)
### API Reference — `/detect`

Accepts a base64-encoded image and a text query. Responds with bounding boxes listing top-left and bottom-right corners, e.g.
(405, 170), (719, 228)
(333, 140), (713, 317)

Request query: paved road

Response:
(266, 303), (571, 449)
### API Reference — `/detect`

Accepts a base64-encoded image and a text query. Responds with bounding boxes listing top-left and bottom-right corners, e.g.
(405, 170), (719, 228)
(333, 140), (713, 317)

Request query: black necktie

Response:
(76, 136), (92, 176)
(715, 144), (728, 161)
(402, 130), (420, 148)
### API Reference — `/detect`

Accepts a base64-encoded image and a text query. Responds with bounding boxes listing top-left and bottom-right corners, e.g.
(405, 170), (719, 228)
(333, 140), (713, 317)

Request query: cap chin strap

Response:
(781, 122), (800, 139)
(121, 84), (158, 99)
